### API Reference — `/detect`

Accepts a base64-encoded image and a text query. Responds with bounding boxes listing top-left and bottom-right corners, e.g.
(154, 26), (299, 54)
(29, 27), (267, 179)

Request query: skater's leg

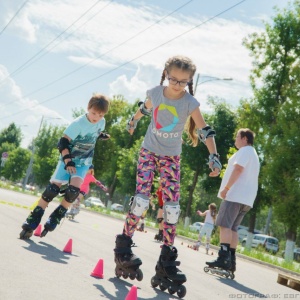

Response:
(229, 248), (236, 272)
(44, 177), (81, 232)
(123, 194), (150, 236)
(205, 243), (210, 254)
(194, 229), (204, 250)
(206, 242), (231, 269)
(154, 212), (164, 241)
(20, 182), (62, 239)
(123, 148), (156, 237)
(228, 231), (238, 272)
(204, 224), (213, 253)
(114, 234), (143, 280)
(155, 155), (185, 281)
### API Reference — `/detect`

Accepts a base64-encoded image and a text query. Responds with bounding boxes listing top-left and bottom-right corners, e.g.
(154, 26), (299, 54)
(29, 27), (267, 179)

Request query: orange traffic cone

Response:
(34, 224), (42, 236)
(90, 259), (104, 279)
(63, 238), (73, 254)
(125, 285), (137, 300)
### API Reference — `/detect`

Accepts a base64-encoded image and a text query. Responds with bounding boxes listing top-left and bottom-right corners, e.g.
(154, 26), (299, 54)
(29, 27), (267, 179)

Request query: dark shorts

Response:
(215, 201), (251, 232)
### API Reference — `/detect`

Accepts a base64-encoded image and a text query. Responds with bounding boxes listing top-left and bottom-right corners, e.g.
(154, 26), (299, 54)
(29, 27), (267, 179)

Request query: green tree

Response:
(33, 124), (65, 186)
(0, 123), (22, 147)
(2, 148), (31, 181)
(243, 1), (300, 257)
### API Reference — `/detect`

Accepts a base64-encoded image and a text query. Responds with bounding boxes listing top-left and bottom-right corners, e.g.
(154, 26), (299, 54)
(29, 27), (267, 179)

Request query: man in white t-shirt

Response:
(206, 128), (260, 272)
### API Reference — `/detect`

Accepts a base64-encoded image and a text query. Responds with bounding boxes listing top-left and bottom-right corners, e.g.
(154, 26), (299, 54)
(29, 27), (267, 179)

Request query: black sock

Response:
(220, 243), (230, 252)
(230, 248), (236, 256)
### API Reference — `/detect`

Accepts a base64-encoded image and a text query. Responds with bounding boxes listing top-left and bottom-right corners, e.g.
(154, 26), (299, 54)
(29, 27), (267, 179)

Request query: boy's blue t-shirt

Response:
(63, 114), (105, 166)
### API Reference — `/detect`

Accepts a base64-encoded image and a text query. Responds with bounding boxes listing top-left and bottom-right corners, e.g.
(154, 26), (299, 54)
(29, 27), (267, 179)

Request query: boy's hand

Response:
(66, 165), (76, 174)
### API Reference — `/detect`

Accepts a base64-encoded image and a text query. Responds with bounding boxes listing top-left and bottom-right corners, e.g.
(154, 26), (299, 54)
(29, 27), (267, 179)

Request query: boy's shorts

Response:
(50, 161), (90, 185)
(215, 200), (251, 232)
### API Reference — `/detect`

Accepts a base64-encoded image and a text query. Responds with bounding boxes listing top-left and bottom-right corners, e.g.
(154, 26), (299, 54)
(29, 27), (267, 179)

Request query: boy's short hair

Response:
(88, 94), (110, 113)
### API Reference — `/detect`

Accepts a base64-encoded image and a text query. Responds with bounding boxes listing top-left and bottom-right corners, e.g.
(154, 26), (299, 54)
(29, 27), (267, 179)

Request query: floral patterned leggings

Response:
(123, 148), (180, 246)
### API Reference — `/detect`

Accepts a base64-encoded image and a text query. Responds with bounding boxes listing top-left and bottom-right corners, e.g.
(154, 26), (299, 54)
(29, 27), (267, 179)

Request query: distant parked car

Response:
(84, 197), (105, 208)
(25, 184), (35, 191)
(189, 222), (204, 233)
(242, 234), (279, 254)
(237, 225), (261, 241)
(281, 248), (300, 262)
(111, 203), (124, 212)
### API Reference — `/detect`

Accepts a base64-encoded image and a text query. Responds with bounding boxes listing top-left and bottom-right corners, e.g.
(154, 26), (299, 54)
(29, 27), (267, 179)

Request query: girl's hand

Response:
(196, 210), (202, 215)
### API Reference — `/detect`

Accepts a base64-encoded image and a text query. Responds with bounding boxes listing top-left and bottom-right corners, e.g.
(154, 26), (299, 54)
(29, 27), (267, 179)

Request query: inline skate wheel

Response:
(204, 266), (209, 273)
(19, 229), (32, 239)
(168, 287), (176, 295)
(136, 269), (143, 281)
(159, 283), (167, 291)
(230, 273), (235, 280)
(40, 229), (48, 237)
(177, 285), (186, 298)
(151, 276), (158, 288)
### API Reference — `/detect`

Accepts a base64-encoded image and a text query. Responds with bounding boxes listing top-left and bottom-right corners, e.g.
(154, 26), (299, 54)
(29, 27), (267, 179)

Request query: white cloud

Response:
(0, 65), (68, 147)
(0, 0), (267, 146)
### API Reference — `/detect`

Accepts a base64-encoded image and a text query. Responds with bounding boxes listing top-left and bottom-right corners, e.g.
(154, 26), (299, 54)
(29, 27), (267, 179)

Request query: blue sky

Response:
(0, 0), (288, 147)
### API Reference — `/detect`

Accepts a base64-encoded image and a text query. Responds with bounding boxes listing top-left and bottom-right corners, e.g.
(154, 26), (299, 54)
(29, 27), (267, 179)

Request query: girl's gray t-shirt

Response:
(142, 85), (200, 156)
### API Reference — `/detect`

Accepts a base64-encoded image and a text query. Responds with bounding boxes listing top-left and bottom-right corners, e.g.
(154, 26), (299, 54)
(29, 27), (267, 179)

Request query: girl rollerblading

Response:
(192, 203), (217, 253)
(65, 164), (108, 220)
(114, 56), (221, 295)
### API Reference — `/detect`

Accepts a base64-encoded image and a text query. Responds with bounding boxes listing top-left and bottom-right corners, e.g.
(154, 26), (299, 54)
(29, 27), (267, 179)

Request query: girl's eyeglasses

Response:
(167, 74), (190, 87)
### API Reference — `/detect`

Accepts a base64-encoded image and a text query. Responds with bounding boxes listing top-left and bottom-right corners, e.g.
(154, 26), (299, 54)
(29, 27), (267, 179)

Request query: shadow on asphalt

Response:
(218, 276), (267, 298)
(94, 277), (183, 299)
(21, 240), (78, 264)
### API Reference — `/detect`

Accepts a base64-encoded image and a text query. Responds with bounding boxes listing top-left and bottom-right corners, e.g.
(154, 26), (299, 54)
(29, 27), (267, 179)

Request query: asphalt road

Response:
(0, 188), (299, 300)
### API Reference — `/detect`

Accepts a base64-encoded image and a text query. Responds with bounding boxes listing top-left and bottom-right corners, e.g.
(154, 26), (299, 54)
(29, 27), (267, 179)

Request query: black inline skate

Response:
(41, 205), (67, 237)
(114, 234), (143, 281)
(229, 252), (236, 273)
(20, 206), (45, 239)
(204, 248), (235, 279)
(151, 245), (187, 299)
(154, 229), (163, 242)
(136, 223), (144, 232)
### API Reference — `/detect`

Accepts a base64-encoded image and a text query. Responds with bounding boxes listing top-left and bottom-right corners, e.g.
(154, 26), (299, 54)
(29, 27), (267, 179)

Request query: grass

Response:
(237, 247), (300, 274)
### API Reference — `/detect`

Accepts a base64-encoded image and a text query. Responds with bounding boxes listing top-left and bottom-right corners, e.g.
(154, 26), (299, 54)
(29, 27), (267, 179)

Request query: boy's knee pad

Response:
(164, 202), (180, 224)
(130, 194), (149, 217)
(42, 183), (60, 203)
(64, 185), (80, 203)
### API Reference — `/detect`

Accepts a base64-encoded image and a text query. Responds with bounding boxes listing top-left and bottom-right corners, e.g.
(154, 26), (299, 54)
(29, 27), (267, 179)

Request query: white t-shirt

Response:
(203, 210), (215, 225)
(218, 146), (260, 207)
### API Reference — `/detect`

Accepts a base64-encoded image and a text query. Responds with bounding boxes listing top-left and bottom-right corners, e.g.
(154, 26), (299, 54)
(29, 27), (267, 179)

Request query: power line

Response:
(2, 0), (193, 107)
(2, 0), (114, 81)
(0, 0), (107, 84)
(0, 0), (246, 120)
(0, 0), (29, 36)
